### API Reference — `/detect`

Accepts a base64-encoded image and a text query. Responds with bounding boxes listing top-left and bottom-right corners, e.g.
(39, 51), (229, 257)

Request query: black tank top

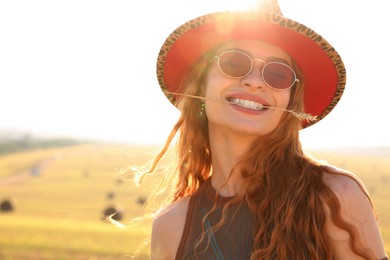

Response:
(176, 179), (256, 259)
(175, 179), (390, 260)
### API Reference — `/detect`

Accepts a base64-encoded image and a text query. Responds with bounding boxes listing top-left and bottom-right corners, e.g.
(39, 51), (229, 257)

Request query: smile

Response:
(227, 97), (267, 111)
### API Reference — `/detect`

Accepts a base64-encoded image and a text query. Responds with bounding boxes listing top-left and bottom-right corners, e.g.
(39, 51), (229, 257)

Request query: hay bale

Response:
(106, 191), (115, 200)
(137, 196), (147, 206)
(0, 199), (14, 212)
(30, 166), (41, 177)
(102, 204), (124, 221)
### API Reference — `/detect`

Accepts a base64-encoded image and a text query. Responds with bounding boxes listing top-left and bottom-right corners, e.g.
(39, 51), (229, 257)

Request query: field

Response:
(0, 144), (389, 259)
(0, 144), (161, 259)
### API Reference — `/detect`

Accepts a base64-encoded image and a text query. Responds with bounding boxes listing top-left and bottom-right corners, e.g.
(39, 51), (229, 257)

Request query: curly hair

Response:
(149, 48), (376, 259)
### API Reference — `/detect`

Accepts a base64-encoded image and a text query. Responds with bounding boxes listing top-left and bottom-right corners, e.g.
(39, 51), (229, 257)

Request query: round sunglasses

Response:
(212, 50), (299, 90)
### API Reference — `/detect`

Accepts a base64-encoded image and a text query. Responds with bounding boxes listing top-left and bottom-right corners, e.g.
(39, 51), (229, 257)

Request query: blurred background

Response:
(1, 0), (389, 148)
(1, 0), (389, 259)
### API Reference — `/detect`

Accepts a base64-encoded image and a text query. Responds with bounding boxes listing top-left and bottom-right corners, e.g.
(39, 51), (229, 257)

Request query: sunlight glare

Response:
(196, 0), (268, 13)
(220, 0), (266, 11)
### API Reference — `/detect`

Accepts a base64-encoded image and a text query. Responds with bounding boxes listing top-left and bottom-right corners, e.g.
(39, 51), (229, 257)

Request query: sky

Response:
(0, 0), (389, 149)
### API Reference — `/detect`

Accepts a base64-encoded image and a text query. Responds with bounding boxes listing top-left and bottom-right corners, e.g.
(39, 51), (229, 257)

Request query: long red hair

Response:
(148, 48), (375, 259)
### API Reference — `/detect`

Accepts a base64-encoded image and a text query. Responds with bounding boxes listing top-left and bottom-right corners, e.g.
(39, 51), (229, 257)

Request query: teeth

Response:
(229, 98), (265, 110)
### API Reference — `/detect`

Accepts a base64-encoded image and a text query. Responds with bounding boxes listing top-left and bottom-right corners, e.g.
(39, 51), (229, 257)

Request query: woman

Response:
(148, 0), (387, 259)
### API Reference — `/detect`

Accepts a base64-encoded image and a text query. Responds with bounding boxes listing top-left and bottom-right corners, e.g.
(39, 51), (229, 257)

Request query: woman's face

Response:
(204, 40), (293, 138)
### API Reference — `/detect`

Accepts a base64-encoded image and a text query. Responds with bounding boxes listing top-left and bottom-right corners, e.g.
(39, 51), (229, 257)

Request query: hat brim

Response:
(157, 11), (346, 128)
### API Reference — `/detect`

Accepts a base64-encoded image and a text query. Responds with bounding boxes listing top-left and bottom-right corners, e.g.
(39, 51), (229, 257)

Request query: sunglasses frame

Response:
(212, 50), (299, 90)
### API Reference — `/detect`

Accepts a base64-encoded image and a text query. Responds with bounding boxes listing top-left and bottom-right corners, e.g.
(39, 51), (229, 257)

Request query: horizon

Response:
(2, 127), (390, 152)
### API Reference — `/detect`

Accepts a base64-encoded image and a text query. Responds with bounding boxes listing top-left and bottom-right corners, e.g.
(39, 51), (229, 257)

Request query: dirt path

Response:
(0, 157), (56, 186)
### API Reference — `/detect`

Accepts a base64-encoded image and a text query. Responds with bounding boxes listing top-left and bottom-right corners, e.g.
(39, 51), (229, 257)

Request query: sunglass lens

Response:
(219, 52), (251, 78)
(263, 63), (295, 89)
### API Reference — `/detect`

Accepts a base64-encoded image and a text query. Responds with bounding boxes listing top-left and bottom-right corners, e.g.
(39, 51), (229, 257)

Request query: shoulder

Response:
(321, 165), (376, 228)
(321, 166), (375, 228)
(321, 165), (386, 258)
(322, 166), (372, 213)
(151, 196), (191, 260)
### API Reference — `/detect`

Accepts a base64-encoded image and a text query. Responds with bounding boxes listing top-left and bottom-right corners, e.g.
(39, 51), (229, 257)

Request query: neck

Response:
(208, 127), (258, 197)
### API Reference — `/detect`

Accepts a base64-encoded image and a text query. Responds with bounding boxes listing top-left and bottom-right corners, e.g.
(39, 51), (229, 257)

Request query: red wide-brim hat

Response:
(156, 1), (346, 128)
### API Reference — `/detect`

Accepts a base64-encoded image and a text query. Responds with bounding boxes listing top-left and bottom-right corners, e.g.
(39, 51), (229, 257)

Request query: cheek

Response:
(276, 89), (292, 109)
(204, 69), (230, 98)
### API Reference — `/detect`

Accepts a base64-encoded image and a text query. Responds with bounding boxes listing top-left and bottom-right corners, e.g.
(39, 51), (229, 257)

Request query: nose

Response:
(241, 61), (266, 90)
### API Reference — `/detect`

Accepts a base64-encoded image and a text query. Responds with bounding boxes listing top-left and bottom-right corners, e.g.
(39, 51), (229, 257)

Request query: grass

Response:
(0, 215), (150, 259)
(0, 144), (389, 259)
(0, 143), (160, 259)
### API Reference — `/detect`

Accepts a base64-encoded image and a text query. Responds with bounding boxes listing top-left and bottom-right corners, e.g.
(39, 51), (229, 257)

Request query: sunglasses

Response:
(212, 50), (299, 90)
